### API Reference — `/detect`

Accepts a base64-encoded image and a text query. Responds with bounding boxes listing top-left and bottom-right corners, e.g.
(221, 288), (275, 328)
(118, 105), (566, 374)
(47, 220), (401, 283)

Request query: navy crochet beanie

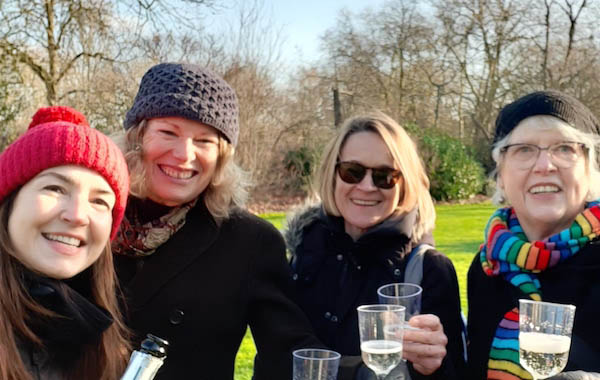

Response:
(124, 63), (239, 146)
(494, 89), (600, 144)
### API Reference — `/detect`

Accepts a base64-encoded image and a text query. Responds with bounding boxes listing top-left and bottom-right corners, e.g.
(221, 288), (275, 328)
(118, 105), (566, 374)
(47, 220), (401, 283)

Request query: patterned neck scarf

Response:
(480, 201), (600, 380)
(112, 198), (197, 257)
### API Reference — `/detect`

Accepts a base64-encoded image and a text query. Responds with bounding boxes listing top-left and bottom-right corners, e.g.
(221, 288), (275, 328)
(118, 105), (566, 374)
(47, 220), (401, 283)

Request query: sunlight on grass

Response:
(433, 202), (497, 315)
(234, 202), (498, 379)
(261, 213), (286, 230)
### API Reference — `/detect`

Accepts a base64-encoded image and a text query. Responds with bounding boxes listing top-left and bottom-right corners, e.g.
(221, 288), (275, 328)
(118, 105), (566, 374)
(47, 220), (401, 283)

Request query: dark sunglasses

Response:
(335, 161), (402, 189)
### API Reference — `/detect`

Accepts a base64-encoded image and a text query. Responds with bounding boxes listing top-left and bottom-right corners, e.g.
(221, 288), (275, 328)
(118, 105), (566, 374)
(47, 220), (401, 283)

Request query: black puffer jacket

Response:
(285, 206), (466, 380)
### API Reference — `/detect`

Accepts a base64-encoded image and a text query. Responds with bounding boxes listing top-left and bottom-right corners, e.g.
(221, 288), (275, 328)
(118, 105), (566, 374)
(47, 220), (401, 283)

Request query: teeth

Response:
(530, 185), (560, 194)
(353, 199), (379, 206)
(44, 234), (81, 247)
(160, 166), (194, 179)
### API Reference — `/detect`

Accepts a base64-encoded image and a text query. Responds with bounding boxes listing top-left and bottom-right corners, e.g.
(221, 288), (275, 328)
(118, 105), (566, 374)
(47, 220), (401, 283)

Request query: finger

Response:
(408, 314), (443, 331)
(403, 341), (447, 359)
(403, 329), (448, 346)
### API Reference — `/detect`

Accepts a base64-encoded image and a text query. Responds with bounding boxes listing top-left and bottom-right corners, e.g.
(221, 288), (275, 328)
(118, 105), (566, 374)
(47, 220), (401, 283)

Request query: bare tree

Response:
(319, 1), (435, 126)
(0, 0), (222, 105)
(0, 56), (25, 150)
(434, 0), (530, 144)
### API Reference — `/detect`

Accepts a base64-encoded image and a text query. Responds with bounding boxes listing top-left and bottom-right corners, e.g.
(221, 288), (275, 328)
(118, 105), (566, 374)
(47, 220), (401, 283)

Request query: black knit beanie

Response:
(493, 89), (600, 144)
(124, 63), (239, 146)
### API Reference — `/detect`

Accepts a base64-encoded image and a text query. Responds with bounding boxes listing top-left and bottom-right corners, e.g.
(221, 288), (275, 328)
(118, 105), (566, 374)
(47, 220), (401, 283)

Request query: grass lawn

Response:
(234, 202), (497, 380)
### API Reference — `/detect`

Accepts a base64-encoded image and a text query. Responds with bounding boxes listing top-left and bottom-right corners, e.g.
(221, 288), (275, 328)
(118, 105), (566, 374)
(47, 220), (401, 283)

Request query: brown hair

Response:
(0, 193), (130, 380)
(316, 112), (435, 243)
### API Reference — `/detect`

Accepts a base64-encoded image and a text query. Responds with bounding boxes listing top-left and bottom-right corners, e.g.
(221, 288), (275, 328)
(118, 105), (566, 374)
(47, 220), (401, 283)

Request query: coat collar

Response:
(286, 204), (420, 254)
(127, 200), (220, 308)
(320, 207), (418, 253)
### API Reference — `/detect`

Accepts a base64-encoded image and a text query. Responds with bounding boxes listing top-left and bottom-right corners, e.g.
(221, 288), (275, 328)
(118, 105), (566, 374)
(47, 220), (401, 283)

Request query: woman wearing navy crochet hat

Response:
(0, 106), (130, 379)
(467, 90), (600, 380)
(112, 63), (319, 379)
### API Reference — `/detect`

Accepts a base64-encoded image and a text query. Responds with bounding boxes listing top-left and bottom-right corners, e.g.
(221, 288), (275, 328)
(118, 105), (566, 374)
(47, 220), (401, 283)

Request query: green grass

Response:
(234, 202), (497, 380)
(261, 213), (287, 230)
(433, 203), (497, 315)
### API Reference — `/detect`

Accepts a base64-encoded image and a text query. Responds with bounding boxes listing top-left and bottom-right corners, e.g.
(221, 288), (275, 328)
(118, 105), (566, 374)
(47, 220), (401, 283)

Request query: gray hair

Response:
(491, 115), (600, 204)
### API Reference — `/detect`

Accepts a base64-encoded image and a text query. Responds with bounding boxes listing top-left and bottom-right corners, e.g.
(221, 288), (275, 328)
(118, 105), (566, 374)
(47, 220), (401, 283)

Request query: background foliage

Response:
(417, 128), (486, 201)
(1, 0), (599, 201)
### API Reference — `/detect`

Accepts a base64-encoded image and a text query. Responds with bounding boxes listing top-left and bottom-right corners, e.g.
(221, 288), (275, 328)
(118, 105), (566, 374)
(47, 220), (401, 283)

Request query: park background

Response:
(1, 1), (599, 379)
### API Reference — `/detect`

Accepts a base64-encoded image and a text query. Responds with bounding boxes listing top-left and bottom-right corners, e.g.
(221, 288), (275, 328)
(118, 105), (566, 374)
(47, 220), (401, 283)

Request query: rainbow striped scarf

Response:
(479, 201), (600, 379)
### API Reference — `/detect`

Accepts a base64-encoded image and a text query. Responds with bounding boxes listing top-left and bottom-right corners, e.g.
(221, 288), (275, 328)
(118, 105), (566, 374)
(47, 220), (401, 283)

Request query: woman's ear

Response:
(497, 173), (504, 191)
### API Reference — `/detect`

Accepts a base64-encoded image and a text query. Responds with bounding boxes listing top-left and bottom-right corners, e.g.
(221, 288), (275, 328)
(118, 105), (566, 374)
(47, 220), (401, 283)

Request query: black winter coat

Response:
(285, 206), (466, 380)
(467, 239), (600, 380)
(114, 200), (320, 380)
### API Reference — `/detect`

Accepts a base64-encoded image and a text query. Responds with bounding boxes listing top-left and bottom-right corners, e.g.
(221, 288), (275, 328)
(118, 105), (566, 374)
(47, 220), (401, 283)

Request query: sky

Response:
(207, 0), (388, 68)
(266, 0), (387, 65)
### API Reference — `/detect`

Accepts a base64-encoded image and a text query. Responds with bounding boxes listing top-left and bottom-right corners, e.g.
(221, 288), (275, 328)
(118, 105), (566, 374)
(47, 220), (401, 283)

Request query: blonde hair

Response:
(316, 112), (435, 243)
(112, 120), (250, 220)
(491, 115), (600, 204)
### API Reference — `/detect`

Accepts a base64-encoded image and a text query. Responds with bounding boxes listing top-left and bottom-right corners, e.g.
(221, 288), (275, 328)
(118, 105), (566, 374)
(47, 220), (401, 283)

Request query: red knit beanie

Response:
(0, 106), (129, 240)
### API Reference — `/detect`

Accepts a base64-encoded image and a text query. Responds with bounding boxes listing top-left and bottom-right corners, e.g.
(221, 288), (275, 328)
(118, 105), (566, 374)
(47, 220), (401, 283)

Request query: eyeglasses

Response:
(500, 141), (587, 170)
(335, 161), (402, 189)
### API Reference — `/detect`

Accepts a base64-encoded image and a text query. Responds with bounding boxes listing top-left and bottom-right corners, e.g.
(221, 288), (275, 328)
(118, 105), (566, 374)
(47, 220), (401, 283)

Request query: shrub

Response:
(408, 125), (486, 201)
(283, 146), (321, 192)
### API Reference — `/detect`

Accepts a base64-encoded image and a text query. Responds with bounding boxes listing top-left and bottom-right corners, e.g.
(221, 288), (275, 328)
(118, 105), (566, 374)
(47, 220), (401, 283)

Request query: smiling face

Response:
(142, 117), (220, 206)
(334, 131), (402, 240)
(7, 166), (115, 280)
(498, 116), (590, 240)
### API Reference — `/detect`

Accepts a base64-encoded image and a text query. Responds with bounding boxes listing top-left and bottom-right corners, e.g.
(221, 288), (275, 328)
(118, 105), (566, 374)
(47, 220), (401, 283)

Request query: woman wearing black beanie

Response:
(467, 90), (600, 380)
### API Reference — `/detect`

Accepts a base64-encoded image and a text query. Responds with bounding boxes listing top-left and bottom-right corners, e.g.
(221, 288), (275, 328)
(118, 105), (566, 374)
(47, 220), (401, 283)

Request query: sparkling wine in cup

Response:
(519, 299), (576, 380)
(357, 304), (405, 380)
(292, 349), (341, 380)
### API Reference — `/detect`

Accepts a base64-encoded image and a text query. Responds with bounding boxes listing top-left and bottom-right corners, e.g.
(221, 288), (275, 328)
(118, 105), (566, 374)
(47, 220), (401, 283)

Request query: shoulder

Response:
(421, 247), (457, 273)
(283, 204), (325, 256)
(224, 207), (283, 241)
(415, 248), (461, 296)
(467, 250), (488, 285)
(404, 246), (459, 288)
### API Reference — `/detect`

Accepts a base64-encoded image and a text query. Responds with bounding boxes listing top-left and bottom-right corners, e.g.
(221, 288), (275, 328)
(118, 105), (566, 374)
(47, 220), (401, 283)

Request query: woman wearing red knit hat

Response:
(0, 106), (131, 380)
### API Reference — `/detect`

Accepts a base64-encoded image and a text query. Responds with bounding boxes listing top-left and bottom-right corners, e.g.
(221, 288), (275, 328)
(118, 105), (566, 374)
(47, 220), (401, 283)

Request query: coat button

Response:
(324, 312), (331, 319)
(292, 273), (299, 280)
(394, 268), (401, 277)
(169, 309), (184, 325)
(336, 254), (343, 261)
(331, 315), (338, 323)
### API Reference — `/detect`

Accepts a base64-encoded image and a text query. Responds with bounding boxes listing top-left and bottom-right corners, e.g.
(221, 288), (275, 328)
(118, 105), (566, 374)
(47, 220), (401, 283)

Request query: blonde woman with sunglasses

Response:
(285, 113), (466, 380)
